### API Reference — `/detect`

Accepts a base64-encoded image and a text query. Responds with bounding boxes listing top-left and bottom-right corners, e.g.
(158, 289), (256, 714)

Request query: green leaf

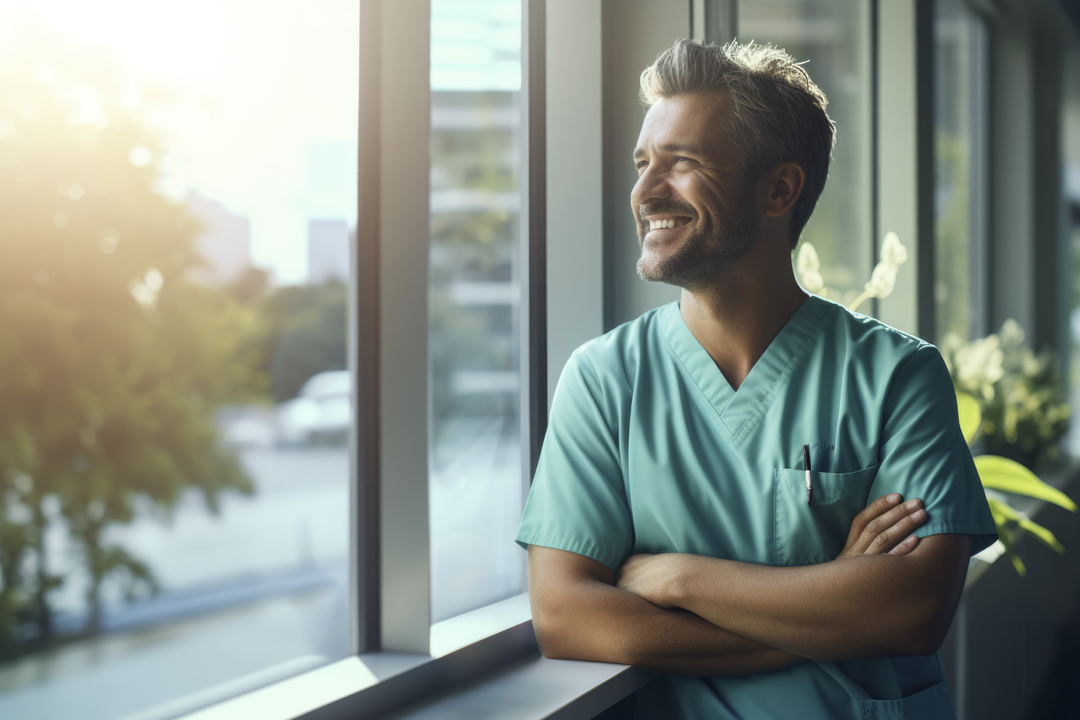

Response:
(974, 455), (1078, 512)
(1017, 518), (1066, 555)
(955, 390), (981, 446)
(987, 497), (1067, 566)
(989, 508), (1028, 576)
(987, 496), (1019, 524)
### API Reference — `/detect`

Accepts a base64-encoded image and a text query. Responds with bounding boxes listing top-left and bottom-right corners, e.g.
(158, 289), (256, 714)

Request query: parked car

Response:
(275, 370), (351, 446)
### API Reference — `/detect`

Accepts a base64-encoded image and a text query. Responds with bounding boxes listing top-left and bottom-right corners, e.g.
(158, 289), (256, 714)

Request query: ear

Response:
(764, 162), (806, 218)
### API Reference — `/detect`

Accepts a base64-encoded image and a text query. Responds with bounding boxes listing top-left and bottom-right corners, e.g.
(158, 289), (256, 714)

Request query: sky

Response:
(0, 0), (519, 284)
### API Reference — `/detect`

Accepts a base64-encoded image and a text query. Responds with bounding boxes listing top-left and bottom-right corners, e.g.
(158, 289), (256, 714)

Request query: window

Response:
(0, 4), (357, 718)
(933, 0), (989, 342)
(429, 0), (527, 623)
(738, 0), (875, 307)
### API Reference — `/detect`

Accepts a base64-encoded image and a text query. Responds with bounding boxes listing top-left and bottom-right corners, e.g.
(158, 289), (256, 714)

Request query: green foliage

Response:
(956, 389), (1076, 576)
(224, 268), (349, 403)
(974, 455), (1078, 512)
(0, 29), (265, 654)
(956, 391), (982, 445)
(943, 321), (1070, 467)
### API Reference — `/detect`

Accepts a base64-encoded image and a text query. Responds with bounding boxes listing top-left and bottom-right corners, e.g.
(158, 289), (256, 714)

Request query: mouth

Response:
(644, 216), (693, 232)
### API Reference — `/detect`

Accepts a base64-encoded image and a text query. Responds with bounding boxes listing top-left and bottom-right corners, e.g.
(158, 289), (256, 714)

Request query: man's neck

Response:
(679, 251), (808, 392)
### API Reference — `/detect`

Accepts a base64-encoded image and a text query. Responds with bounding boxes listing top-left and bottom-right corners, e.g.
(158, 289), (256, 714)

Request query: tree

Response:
(224, 270), (348, 404)
(0, 27), (266, 653)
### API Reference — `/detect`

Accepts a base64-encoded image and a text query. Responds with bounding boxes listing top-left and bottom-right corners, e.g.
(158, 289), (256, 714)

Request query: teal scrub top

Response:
(516, 296), (997, 720)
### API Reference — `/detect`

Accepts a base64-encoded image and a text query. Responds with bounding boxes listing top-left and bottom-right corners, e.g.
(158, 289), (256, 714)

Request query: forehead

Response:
(634, 91), (734, 158)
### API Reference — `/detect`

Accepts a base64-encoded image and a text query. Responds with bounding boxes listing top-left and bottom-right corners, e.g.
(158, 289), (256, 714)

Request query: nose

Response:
(631, 163), (672, 211)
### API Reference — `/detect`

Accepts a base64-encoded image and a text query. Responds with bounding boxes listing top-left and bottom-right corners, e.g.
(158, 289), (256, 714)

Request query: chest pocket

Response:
(773, 465), (879, 566)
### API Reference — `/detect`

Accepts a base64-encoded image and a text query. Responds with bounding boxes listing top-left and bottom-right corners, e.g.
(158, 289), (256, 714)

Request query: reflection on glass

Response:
(0, 4), (356, 718)
(739, 0), (873, 306)
(934, 0), (988, 341)
(429, 0), (525, 623)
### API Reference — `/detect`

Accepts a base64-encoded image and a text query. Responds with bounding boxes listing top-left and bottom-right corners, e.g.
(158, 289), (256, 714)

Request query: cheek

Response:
(688, 172), (729, 210)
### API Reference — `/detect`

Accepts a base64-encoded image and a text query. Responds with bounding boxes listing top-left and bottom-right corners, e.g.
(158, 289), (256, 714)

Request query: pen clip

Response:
(803, 444), (812, 507)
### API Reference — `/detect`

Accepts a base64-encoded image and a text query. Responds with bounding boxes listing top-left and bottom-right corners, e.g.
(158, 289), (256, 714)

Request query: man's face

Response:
(631, 92), (759, 289)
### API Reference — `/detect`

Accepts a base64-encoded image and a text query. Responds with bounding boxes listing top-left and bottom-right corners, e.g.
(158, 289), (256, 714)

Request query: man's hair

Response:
(639, 39), (836, 247)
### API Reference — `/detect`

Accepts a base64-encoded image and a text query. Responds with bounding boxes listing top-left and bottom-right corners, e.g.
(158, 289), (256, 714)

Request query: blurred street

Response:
(0, 447), (351, 720)
(0, 415), (526, 720)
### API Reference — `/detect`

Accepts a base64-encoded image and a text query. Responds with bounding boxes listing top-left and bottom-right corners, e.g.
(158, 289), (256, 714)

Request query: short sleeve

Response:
(869, 345), (998, 555)
(515, 350), (633, 571)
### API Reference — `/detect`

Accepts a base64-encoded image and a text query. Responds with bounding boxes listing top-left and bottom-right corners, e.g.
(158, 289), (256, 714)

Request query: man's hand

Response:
(837, 493), (928, 559)
(616, 493), (930, 607)
(615, 553), (686, 608)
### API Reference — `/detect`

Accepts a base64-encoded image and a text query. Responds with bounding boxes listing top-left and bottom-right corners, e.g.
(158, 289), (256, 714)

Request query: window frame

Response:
(352, 0), (549, 652)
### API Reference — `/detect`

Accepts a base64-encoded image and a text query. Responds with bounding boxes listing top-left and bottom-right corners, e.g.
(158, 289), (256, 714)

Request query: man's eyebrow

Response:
(632, 142), (706, 160)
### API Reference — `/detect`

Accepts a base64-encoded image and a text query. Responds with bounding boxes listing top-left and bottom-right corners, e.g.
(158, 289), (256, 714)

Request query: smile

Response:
(647, 217), (692, 230)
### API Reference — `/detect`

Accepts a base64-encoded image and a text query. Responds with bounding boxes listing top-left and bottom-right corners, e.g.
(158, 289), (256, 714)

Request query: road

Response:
(0, 426), (526, 720)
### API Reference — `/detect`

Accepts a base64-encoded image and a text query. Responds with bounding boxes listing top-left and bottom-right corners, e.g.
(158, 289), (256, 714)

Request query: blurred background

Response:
(0, 0), (1078, 719)
(0, 1), (526, 718)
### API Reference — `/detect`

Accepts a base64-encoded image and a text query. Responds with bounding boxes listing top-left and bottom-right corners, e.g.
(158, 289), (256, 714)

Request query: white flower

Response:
(796, 242), (820, 274)
(795, 243), (826, 294)
(864, 262), (897, 298)
(880, 232), (908, 268)
(1000, 318), (1024, 345)
(802, 270), (825, 294)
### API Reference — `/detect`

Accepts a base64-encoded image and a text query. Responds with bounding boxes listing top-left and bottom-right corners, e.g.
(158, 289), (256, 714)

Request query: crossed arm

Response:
(529, 494), (971, 676)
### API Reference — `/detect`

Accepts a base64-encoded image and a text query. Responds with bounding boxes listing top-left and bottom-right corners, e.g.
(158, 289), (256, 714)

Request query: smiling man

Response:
(515, 40), (997, 719)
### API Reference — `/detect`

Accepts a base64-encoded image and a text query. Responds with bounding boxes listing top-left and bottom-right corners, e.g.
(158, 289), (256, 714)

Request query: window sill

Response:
(175, 463), (1080, 720)
(177, 594), (653, 720)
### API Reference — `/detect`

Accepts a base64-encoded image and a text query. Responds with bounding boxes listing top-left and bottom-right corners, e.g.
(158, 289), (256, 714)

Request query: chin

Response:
(636, 251), (675, 283)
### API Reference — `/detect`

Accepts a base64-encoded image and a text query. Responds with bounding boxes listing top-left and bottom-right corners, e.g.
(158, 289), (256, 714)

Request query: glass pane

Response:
(0, 4), (356, 718)
(429, 0), (525, 623)
(934, 0), (988, 341)
(739, 0), (874, 307)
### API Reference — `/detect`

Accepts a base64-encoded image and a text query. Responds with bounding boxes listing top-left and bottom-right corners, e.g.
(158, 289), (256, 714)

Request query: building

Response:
(185, 193), (252, 285)
(306, 219), (351, 284)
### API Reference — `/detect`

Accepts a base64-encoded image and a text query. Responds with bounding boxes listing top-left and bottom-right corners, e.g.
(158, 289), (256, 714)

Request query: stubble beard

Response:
(635, 195), (759, 292)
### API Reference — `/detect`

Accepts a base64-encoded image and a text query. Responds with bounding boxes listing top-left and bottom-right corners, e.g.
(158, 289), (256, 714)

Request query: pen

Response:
(803, 444), (813, 506)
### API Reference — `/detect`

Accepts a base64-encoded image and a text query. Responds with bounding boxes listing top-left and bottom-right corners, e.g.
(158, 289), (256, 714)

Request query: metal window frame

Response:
(334, 0), (551, 713)
(965, 3), (992, 339)
(522, 0), (548, 484)
(354, 0), (548, 656)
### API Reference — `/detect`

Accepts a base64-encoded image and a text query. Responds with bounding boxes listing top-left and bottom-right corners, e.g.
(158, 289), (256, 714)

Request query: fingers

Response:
(844, 493), (903, 555)
(843, 495), (928, 557)
(863, 503), (927, 555)
(887, 533), (920, 556)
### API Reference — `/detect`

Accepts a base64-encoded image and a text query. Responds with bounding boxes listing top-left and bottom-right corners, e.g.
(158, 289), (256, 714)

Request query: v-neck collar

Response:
(658, 294), (833, 444)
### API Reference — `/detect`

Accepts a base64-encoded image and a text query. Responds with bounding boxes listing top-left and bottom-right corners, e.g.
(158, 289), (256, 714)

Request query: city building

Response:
(185, 193), (252, 285)
(306, 219), (351, 284)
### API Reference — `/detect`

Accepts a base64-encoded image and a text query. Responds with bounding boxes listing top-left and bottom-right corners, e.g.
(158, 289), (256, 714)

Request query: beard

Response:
(635, 190), (758, 291)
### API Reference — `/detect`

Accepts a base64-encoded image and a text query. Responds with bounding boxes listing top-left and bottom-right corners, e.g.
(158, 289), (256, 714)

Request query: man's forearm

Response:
(663, 535), (970, 661)
(533, 575), (803, 676)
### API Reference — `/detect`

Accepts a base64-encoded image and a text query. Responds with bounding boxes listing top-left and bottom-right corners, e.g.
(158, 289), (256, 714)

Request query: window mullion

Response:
(356, 0), (433, 656)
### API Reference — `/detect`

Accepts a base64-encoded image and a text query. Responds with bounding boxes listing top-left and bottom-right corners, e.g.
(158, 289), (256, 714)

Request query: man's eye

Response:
(635, 161), (648, 170)
(674, 156), (694, 164)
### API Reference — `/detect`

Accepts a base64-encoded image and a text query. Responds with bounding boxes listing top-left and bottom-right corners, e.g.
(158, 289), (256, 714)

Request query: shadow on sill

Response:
(591, 690), (636, 720)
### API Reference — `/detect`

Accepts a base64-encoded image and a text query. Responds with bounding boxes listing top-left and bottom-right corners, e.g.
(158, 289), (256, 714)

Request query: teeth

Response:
(649, 218), (683, 230)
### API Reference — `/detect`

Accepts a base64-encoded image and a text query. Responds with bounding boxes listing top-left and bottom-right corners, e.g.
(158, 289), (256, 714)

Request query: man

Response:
(515, 40), (997, 718)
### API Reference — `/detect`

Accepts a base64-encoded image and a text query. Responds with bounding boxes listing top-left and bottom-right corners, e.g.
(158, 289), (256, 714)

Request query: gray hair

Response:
(639, 39), (836, 246)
